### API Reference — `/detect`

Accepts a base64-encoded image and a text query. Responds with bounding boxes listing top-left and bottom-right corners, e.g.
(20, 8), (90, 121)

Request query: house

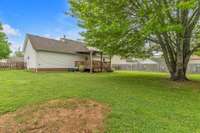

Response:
(23, 34), (111, 72)
(152, 55), (200, 73)
(188, 55), (200, 73)
(0, 59), (7, 63)
(112, 56), (158, 65)
(111, 56), (158, 71)
(111, 55), (200, 73)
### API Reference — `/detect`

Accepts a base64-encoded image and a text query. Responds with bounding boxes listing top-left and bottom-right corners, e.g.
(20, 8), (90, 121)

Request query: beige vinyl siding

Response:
(24, 40), (37, 69)
(37, 51), (85, 68)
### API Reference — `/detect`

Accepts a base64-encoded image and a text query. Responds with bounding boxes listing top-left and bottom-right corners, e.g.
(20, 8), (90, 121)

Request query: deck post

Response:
(90, 51), (93, 73)
(100, 52), (103, 72)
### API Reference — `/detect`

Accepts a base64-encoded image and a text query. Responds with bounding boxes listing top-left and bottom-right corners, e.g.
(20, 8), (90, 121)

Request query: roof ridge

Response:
(26, 33), (85, 45)
(27, 33), (62, 43)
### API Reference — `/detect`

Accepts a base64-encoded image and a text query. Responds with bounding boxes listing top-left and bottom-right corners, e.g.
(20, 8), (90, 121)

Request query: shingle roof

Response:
(191, 55), (200, 60)
(26, 34), (90, 54)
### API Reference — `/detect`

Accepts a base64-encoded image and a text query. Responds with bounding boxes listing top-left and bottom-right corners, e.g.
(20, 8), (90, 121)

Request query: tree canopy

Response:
(14, 47), (23, 57)
(0, 23), (11, 59)
(69, 0), (200, 81)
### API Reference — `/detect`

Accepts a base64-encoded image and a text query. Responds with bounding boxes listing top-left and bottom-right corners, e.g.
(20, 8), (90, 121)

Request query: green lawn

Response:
(1, 70), (200, 132)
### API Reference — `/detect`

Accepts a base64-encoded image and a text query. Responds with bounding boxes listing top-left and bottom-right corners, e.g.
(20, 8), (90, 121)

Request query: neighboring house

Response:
(112, 55), (200, 73)
(112, 56), (158, 71)
(23, 34), (110, 72)
(0, 59), (7, 63)
(112, 56), (157, 65)
(188, 55), (200, 73)
(152, 55), (200, 73)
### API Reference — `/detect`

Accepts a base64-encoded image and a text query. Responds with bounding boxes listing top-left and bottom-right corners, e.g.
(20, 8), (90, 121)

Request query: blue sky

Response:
(0, 0), (82, 52)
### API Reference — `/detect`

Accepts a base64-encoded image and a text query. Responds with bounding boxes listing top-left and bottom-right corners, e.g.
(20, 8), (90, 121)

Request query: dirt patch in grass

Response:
(0, 99), (109, 133)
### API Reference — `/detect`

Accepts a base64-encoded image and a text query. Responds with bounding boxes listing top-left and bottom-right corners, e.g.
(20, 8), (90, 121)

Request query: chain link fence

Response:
(112, 63), (200, 73)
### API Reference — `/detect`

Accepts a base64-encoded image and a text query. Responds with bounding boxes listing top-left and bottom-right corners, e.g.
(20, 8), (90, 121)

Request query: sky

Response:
(0, 0), (82, 52)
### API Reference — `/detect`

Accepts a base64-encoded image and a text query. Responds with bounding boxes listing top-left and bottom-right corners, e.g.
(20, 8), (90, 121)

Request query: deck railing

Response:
(75, 60), (111, 72)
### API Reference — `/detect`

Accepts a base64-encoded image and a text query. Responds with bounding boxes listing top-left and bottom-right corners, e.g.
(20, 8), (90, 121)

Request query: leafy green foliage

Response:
(14, 48), (24, 57)
(0, 23), (11, 59)
(69, 0), (147, 57)
(69, 0), (192, 57)
(69, 0), (200, 56)
(69, 0), (200, 80)
(177, 0), (197, 9)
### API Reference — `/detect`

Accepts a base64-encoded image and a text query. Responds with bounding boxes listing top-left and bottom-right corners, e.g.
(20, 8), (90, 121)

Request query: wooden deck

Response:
(75, 61), (111, 72)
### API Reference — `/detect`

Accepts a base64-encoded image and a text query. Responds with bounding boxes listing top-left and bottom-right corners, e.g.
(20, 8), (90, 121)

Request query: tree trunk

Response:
(156, 34), (191, 81)
(170, 69), (188, 81)
(169, 52), (189, 81)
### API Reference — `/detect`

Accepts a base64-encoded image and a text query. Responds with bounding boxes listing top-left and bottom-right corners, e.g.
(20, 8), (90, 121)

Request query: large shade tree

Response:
(0, 23), (11, 59)
(69, 0), (200, 81)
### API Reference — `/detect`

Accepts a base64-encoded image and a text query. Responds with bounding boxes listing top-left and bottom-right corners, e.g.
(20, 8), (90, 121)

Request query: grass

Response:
(1, 70), (200, 132)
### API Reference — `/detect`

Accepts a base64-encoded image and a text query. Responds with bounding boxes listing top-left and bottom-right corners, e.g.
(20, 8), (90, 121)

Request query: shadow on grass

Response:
(106, 71), (200, 91)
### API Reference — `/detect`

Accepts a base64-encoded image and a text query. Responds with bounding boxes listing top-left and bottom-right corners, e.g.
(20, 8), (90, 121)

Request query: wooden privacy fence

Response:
(0, 62), (26, 70)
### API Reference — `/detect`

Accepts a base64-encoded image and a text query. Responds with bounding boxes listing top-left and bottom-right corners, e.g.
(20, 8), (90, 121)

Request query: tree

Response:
(69, 0), (200, 81)
(14, 47), (24, 57)
(0, 23), (11, 59)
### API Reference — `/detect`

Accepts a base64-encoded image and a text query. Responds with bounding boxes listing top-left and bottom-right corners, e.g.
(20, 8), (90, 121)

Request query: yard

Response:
(1, 71), (200, 132)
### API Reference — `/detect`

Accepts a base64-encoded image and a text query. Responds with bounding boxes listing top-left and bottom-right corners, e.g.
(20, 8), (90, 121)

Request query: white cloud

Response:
(2, 24), (20, 36)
